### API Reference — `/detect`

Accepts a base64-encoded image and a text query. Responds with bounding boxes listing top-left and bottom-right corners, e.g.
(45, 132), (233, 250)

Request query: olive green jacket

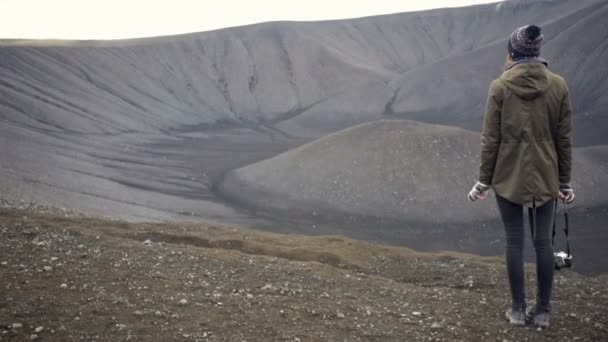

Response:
(478, 62), (572, 207)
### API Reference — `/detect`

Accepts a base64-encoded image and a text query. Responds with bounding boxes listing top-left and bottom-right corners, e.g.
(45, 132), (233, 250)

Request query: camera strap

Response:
(530, 198), (537, 239)
(552, 199), (571, 256)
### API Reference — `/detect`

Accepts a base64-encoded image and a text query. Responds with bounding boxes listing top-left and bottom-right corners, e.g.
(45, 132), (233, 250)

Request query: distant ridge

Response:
(1, 0), (606, 144)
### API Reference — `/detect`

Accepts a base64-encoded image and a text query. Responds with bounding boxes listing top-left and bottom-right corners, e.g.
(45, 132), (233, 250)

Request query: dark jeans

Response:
(496, 194), (555, 312)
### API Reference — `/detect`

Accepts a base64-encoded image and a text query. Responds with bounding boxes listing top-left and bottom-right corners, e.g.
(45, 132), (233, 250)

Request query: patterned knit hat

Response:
(508, 25), (544, 58)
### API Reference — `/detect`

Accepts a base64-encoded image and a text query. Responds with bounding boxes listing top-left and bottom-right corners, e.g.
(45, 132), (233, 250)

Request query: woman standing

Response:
(468, 24), (575, 328)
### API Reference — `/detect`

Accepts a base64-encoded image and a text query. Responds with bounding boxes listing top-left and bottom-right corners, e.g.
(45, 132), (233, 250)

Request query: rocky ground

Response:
(0, 206), (607, 342)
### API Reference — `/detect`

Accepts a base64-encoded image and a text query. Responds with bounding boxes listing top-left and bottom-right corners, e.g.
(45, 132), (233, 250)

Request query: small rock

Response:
(246, 294), (254, 299)
(60, 283), (68, 289)
(412, 311), (422, 317)
(431, 322), (442, 329)
(143, 239), (152, 246)
(0, 261), (7, 267)
(337, 311), (345, 319)
(178, 299), (188, 305)
(34, 327), (44, 333)
(116, 324), (127, 331)
(154, 311), (163, 317)
(134, 310), (144, 316)
(584, 317), (591, 323)
(43, 266), (53, 272)
(30, 334), (39, 340)
(11, 323), (23, 329)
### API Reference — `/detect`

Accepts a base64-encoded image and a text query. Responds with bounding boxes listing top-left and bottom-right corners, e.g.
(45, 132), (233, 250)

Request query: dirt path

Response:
(0, 208), (606, 341)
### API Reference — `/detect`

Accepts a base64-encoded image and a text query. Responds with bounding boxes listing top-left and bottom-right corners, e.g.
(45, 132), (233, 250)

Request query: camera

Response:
(554, 251), (573, 270)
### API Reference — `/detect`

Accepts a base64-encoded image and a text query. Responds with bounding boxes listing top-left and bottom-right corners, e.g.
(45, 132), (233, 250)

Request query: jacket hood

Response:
(501, 62), (550, 100)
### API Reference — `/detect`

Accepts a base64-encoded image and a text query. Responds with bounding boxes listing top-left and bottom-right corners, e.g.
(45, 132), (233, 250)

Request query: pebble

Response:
(60, 283), (68, 289)
(116, 324), (127, 331)
(412, 311), (422, 316)
(30, 334), (39, 340)
(0, 261), (7, 266)
(246, 293), (254, 299)
(35, 327), (44, 333)
(179, 299), (188, 305)
(143, 239), (152, 246)
(11, 323), (23, 329)
(431, 322), (442, 329)
(337, 311), (345, 319)
(43, 266), (53, 272)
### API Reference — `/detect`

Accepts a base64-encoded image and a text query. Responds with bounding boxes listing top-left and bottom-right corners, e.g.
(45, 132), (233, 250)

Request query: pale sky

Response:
(1, 0), (501, 40)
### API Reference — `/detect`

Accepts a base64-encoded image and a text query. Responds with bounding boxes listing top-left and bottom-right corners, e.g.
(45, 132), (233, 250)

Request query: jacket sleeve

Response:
(478, 80), (502, 185)
(556, 85), (573, 185)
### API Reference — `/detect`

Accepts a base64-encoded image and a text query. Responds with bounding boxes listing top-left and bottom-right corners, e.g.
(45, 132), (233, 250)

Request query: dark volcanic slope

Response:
(1, 0), (606, 141)
(1, 0), (607, 224)
(388, 0), (608, 146)
(220, 120), (608, 223)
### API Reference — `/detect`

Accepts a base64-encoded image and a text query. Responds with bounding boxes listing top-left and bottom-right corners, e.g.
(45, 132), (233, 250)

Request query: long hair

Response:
(504, 55), (514, 71)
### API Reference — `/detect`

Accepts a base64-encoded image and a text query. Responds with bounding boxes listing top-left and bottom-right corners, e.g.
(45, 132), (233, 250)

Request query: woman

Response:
(468, 24), (575, 328)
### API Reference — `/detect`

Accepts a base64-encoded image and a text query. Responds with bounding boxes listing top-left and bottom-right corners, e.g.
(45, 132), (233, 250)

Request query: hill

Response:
(1, 0), (607, 274)
(220, 120), (608, 223)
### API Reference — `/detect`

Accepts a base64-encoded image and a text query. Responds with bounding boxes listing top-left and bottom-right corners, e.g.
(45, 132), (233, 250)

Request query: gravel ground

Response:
(0, 207), (607, 342)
